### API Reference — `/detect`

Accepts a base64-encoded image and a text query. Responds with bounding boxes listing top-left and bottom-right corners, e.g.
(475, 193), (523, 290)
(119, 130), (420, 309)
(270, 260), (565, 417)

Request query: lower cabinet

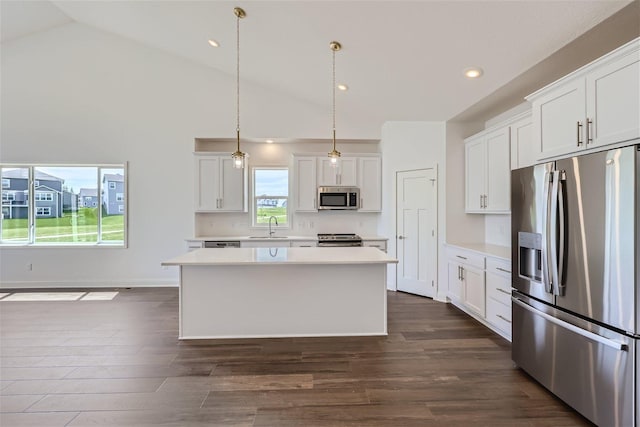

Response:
(290, 240), (317, 247)
(485, 257), (513, 340)
(363, 239), (387, 252)
(240, 241), (291, 248)
(447, 245), (512, 341)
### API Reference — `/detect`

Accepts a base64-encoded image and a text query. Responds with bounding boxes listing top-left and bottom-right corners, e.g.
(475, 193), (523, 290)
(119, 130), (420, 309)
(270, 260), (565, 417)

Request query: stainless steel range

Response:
(317, 233), (363, 247)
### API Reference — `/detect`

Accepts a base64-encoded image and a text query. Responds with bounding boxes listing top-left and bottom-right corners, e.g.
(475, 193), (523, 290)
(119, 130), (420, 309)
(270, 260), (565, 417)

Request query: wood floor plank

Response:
(0, 288), (593, 426)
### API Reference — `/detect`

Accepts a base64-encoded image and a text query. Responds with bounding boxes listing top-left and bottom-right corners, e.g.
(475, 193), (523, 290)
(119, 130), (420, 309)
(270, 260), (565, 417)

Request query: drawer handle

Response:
(456, 255), (467, 260)
(496, 267), (511, 273)
(496, 288), (511, 295)
(496, 314), (512, 324)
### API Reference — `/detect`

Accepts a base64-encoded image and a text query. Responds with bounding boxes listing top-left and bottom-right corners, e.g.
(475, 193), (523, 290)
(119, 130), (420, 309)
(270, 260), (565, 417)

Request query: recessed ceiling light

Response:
(208, 39), (219, 48)
(266, 139), (274, 144)
(337, 84), (349, 91)
(464, 67), (483, 79)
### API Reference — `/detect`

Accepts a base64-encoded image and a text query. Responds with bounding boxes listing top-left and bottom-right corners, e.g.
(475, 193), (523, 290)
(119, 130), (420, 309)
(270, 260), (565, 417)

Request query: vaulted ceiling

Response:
(1, 1), (634, 126)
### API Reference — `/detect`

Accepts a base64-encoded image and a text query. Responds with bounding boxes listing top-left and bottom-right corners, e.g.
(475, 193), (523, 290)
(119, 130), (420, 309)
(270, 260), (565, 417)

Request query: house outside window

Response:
(1, 164), (127, 246)
(252, 167), (289, 228)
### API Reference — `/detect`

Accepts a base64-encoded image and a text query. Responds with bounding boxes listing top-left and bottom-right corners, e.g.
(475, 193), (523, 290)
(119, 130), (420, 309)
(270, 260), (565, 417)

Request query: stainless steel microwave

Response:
(317, 186), (359, 210)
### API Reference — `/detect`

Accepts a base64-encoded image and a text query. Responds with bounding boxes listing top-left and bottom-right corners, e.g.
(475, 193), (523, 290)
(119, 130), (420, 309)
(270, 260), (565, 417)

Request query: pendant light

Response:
(328, 41), (342, 167)
(231, 7), (247, 169)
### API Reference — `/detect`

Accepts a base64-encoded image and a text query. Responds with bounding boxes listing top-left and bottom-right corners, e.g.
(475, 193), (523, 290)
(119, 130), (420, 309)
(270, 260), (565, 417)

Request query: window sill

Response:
(0, 242), (126, 249)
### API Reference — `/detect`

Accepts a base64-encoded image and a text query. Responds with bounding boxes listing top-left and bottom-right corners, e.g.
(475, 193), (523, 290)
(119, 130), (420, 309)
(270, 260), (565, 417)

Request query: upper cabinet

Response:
(292, 154), (382, 213)
(358, 156), (382, 212)
(292, 156), (318, 212)
(317, 157), (357, 186)
(465, 126), (510, 213)
(528, 38), (639, 160)
(510, 114), (534, 170)
(194, 153), (247, 212)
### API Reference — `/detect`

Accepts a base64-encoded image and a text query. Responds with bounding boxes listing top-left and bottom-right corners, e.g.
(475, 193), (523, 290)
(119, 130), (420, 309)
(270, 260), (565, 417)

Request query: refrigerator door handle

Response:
(512, 298), (628, 351)
(554, 171), (566, 296)
(548, 170), (561, 293)
(542, 171), (553, 293)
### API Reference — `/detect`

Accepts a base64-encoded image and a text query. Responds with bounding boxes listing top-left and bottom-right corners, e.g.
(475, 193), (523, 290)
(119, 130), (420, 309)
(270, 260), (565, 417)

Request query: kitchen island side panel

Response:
(179, 263), (387, 339)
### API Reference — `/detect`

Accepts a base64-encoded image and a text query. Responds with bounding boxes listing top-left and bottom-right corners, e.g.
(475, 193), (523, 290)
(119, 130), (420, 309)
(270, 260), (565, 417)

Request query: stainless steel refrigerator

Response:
(511, 144), (638, 426)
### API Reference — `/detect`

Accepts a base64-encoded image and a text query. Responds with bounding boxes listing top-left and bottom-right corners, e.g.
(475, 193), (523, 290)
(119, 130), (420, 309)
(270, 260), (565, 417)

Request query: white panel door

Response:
(587, 51), (640, 147)
(219, 157), (245, 211)
(194, 156), (220, 212)
(465, 138), (486, 212)
(485, 128), (510, 212)
(396, 168), (437, 298)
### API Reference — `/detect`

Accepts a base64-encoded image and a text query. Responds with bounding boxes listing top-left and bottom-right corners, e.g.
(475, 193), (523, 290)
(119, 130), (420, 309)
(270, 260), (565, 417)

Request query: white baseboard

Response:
(0, 279), (179, 289)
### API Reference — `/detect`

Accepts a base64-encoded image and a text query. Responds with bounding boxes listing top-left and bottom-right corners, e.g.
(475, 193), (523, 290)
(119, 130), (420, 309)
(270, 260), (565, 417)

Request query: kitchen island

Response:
(162, 246), (398, 339)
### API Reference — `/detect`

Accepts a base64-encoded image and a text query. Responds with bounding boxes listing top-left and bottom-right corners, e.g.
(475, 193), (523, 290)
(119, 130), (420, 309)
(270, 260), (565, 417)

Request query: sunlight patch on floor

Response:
(0, 292), (119, 302)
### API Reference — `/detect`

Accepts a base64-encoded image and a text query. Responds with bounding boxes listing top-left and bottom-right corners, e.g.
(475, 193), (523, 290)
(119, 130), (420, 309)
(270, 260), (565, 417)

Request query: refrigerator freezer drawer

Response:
(512, 297), (635, 427)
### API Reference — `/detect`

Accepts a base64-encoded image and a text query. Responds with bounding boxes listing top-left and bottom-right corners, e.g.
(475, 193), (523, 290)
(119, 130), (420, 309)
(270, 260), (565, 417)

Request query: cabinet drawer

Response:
(487, 297), (512, 336)
(486, 256), (511, 277)
(486, 272), (512, 306)
(448, 248), (485, 270)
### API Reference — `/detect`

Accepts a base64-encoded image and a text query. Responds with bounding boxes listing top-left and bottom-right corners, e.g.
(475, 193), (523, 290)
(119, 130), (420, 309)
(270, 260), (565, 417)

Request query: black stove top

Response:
(317, 234), (363, 247)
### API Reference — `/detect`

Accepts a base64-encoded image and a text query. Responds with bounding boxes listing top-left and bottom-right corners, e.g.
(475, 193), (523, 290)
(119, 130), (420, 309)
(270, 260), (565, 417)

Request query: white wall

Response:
(0, 23), (381, 288)
(380, 122), (447, 300)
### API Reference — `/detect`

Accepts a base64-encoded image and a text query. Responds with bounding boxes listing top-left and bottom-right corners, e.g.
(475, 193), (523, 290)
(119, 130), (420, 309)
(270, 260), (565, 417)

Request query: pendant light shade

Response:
(231, 7), (247, 169)
(328, 41), (342, 168)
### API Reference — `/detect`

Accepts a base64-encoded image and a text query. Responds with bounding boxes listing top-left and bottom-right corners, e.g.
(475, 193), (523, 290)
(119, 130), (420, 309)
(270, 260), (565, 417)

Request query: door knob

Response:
(398, 235), (404, 240)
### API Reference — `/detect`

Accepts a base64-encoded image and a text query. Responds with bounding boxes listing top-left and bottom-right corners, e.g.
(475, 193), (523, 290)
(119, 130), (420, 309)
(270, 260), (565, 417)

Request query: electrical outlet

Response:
(27, 263), (33, 271)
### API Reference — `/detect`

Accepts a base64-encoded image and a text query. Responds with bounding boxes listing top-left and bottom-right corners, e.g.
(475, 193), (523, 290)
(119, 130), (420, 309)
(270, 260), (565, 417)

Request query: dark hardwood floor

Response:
(0, 288), (591, 426)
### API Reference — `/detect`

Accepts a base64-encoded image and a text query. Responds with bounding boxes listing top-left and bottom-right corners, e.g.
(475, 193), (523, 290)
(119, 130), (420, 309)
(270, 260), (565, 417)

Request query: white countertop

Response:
(446, 242), (511, 260)
(163, 247), (398, 266)
(189, 235), (388, 242)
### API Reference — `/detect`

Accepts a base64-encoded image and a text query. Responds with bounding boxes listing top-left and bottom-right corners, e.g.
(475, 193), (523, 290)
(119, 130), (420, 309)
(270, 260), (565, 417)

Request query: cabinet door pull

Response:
(219, 198), (223, 209)
(484, 195), (487, 208)
(496, 314), (512, 324)
(586, 118), (593, 144)
(496, 288), (511, 295)
(496, 267), (511, 273)
(460, 267), (464, 280)
(577, 121), (583, 146)
(456, 255), (467, 260)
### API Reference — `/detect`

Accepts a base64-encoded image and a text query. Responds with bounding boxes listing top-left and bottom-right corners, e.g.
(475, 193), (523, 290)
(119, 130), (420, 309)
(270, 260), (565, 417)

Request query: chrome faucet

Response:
(268, 215), (278, 237)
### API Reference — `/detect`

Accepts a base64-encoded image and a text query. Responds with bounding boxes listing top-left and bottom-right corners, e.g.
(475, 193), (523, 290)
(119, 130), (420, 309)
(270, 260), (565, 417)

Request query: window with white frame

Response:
(36, 207), (51, 216)
(116, 193), (124, 202)
(1, 179), (8, 189)
(252, 167), (288, 227)
(35, 192), (53, 201)
(109, 182), (116, 189)
(0, 165), (127, 246)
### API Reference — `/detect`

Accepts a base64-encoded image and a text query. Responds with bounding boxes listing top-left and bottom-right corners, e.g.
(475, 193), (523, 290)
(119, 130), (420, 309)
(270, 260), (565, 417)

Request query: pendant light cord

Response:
(332, 46), (336, 150)
(236, 10), (241, 150)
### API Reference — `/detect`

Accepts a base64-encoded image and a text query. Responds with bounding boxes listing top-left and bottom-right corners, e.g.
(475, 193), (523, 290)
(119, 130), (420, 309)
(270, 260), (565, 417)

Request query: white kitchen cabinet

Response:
(186, 240), (203, 252)
(358, 156), (382, 212)
(465, 126), (510, 213)
(485, 256), (512, 340)
(317, 157), (357, 186)
(447, 247), (486, 317)
(510, 114), (534, 170)
(290, 240), (317, 247)
(292, 156), (318, 212)
(240, 240), (290, 248)
(363, 239), (387, 252)
(529, 38), (639, 160)
(293, 154), (382, 213)
(194, 153), (247, 212)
